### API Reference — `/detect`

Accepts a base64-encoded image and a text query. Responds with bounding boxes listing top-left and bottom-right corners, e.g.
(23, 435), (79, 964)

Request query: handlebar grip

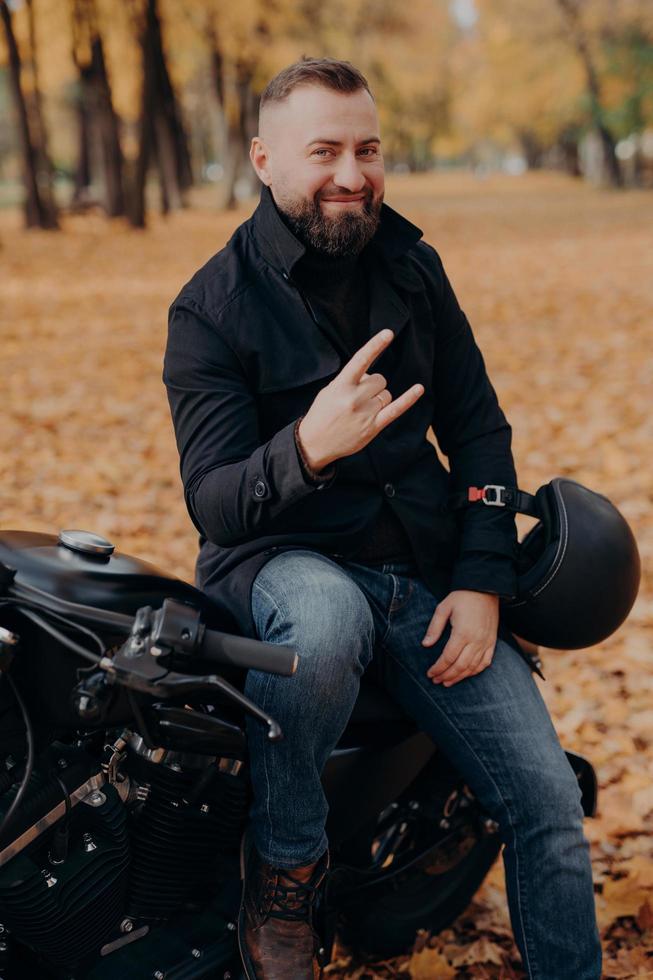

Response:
(200, 628), (298, 677)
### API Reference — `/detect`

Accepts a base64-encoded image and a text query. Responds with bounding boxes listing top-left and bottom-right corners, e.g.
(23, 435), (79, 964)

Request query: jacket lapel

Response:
(251, 184), (426, 364)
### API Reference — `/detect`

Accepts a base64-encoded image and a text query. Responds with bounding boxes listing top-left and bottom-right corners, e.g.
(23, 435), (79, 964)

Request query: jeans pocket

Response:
(388, 575), (414, 614)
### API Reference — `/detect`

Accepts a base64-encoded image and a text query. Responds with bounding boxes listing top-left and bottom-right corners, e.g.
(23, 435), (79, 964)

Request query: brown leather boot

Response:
(238, 828), (329, 979)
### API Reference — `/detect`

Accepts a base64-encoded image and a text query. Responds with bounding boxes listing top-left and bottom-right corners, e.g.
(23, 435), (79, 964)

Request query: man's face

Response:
(251, 85), (385, 257)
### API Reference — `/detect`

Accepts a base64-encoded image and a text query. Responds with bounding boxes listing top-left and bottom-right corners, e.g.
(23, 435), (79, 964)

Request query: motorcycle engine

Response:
(0, 529), (249, 976)
(0, 732), (248, 976)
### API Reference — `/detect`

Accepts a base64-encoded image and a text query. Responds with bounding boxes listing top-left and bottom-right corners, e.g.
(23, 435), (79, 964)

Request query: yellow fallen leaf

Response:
(448, 936), (506, 968)
(407, 947), (456, 979)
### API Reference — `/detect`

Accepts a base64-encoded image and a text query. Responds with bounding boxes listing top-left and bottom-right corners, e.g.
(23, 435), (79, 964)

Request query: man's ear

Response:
(250, 137), (272, 186)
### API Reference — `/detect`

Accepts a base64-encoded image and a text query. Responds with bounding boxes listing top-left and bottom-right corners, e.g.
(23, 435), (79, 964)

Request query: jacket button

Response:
(384, 482), (395, 497)
(254, 480), (267, 498)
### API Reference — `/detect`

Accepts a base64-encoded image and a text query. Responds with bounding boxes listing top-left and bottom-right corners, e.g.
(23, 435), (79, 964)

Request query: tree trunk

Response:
(72, 78), (92, 205)
(148, 0), (192, 195)
(71, 0), (125, 216)
(91, 35), (125, 216)
(127, 0), (192, 225)
(556, 0), (622, 187)
(208, 23), (240, 209)
(556, 126), (582, 177)
(127, 10), (155, 228)
(517, 129), (543, 169)
(0, 0), (58, 229)
(25, 0), (59, 226)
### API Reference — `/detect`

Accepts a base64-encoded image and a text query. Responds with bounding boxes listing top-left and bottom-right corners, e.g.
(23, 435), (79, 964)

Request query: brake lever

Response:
(99, 635), (283, 742)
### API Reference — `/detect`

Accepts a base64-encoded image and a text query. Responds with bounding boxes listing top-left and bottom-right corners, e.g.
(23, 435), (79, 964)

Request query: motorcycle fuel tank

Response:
(0, 528), (218, 621)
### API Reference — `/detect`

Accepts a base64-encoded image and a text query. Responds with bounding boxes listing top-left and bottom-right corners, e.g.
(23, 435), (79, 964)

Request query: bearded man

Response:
(163, 58), (601, 980)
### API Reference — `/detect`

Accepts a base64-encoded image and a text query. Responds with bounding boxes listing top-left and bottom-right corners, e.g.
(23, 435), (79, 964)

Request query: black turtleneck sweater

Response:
(291, 245), (415, 564)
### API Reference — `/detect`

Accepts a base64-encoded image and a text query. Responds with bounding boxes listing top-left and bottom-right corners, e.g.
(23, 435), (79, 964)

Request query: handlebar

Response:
(199, 628), (298, 677)
(4, 581), (294, 740)
(8, 579), (298, 678)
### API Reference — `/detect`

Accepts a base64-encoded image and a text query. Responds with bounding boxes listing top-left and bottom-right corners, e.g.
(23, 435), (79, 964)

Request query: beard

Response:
(275, 184), (383, 258)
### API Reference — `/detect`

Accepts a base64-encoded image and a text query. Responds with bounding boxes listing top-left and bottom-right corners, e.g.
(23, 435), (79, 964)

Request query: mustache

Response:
(316, 187), (374, 203)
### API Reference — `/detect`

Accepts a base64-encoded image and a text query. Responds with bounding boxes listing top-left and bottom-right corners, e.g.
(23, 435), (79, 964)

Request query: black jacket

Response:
(163, 185), (519, 639)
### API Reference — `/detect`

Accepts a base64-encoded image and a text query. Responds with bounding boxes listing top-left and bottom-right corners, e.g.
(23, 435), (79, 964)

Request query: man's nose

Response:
(331, 153), (366, 193)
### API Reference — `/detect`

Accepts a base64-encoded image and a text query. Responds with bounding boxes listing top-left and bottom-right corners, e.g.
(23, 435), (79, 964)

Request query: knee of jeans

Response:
(508, 758), (585, 831)
(252, 563), (374, 675)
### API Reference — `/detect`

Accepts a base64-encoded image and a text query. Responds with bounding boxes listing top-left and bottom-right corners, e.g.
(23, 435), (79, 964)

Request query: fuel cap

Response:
(58, 529), (115, 557)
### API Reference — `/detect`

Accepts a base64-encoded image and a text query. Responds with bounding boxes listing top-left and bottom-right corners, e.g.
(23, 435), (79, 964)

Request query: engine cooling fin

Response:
(0, 783), (129, 971)
(126, 752), (248, 920)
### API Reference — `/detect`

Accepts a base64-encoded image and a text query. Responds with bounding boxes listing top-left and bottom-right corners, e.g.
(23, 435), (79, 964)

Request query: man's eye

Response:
(312, 148), (332, 157)
(359, 147), (379, 156)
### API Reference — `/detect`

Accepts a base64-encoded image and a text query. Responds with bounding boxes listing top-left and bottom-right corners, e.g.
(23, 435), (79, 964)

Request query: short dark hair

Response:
(260, 57), (374, 114)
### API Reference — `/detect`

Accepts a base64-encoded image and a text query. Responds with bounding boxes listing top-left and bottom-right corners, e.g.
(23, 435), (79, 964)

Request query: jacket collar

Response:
(251, 183), (424, 286)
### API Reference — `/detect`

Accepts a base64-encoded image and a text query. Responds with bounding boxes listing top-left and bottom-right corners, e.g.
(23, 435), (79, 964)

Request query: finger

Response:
(428, 633), (465, 680)
(339, 329), (395, 385)
(475, 647), (495, 675)
(375, 383), (425, 429)
(438, 643), (480, 684)
(466, 644), (490, 675)
(444, 645), (494, 685)
(422, 602), (451, 647)
(372, 389), (393, 411)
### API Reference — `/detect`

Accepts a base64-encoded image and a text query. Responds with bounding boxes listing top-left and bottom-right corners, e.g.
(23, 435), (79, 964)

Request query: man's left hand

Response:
(422, 590), (499, 687)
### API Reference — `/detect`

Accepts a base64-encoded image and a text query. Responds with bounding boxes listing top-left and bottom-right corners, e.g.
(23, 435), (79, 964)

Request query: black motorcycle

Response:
(0, 527), (598, 979)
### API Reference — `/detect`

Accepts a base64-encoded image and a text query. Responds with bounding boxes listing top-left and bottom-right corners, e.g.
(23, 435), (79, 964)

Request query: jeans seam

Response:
(380, 643), (537, 979)
(252, 578), (289, 626)
(250, 579), (286, 861)
(381, 574), (399, 644)
(258, 671), (275, 860)
(383, 575), (415, 642)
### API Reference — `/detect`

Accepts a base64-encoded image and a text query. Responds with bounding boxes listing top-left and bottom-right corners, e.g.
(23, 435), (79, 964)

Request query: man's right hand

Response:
(296, 329), (425, 472)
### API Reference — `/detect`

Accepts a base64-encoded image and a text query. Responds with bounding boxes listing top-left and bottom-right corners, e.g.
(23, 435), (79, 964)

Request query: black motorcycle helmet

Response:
(448, 477), (641, 650)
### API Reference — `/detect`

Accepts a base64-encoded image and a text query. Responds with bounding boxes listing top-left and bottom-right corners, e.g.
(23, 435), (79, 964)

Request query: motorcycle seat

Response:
(348, 673), (408, 725)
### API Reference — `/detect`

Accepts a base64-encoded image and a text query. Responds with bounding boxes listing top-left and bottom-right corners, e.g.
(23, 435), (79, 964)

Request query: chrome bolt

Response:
(226, 921), (236, 932)
(153, 972), (165, 980)
(84, 790), (106, 807)
(408, 800), (420, 811)
(439, 818), (450, 829)
(120, 918), (133, 934)
(57, 758), (68, 769)
(191, 948), (201, 958)
(200, 803), (210, 814)
(484, 817), (500, 834)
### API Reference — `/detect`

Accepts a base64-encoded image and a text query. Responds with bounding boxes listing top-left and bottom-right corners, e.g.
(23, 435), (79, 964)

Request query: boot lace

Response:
(265, 868), (322, 922)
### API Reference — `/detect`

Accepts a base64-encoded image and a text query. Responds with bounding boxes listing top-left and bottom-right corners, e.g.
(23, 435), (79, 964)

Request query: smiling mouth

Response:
(321, 196), (366, 204)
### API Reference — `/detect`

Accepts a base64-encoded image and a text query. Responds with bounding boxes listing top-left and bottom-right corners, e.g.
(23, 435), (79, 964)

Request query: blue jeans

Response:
(244, 550), (602, 979)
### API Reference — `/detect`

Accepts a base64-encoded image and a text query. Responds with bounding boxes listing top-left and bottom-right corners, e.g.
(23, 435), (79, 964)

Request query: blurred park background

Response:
(2, 1), (653, 977)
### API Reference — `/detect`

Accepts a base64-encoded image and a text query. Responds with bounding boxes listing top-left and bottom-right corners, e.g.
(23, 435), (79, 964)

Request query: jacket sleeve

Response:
(163, 295), (337, 547)
(428, 249), (519, 599)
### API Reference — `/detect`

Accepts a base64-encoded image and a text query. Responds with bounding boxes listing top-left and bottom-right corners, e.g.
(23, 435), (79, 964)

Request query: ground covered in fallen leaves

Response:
(2, 172), (652, 978)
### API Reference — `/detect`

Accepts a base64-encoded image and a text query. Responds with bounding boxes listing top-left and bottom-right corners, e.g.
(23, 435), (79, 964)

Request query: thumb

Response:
(421, 598), (451, 646)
